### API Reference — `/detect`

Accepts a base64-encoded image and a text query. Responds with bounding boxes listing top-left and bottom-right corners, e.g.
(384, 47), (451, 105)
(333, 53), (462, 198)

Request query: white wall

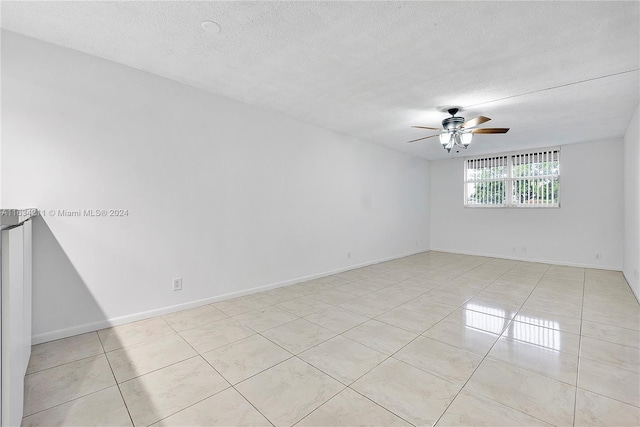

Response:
(1, 32), (430, 343)
(430, 139), (624, 270)
(624, 104), (640, 300)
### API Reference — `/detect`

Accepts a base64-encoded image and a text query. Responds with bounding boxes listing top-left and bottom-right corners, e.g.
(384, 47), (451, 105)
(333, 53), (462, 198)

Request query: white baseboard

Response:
(429, 247), (622, 271)
(32, 248), (430, 344)
(623, 270), (640, 304)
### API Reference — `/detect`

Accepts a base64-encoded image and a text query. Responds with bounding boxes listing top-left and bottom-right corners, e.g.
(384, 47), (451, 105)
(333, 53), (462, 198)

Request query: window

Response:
(464, 155), (508, 206)
(464, 148), (560, 207)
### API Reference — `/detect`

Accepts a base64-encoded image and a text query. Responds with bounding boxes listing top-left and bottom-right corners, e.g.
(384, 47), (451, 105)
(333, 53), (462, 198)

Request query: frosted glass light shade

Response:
(440, 132), (452, 147)
(459, 132), (473, 147)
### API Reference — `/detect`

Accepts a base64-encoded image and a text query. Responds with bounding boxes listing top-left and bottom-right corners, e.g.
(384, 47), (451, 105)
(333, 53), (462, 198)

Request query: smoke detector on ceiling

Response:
(201, 20), (221, 35)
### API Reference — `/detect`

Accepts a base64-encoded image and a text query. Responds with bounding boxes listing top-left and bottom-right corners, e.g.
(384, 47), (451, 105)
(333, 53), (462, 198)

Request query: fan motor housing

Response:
(442, 116), (464, 130)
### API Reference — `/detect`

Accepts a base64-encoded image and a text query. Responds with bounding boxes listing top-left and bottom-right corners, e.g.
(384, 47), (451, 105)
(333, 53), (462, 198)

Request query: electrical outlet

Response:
(172, 278), (182, 291)
(347, 252), (351, 259)
(512, 247), (517, 254)
(595, 253), (601, 260)
(520, 247), (527, 254)
(415, 240), (419, 247)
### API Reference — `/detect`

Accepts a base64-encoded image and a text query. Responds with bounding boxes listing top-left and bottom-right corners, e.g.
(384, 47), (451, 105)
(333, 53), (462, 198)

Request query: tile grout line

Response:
(574, 384), (640, 409)
(174, 274), (399, 421)
(248, 269), (451, 360)
(483, 266), (595, 418)
(28, 255), (636, 426)
(304, 259), (516, 426)
(256, 260), (495, 378)
(21, 331), (116, 420)
(379, 266), (500, 356)
(21, 384), (118, 420)
(119, 319), (223, 425)
(187, 315), (307, 427)
(431, 261), (552, 426)
(338, 259), (544, 426)
(24, 351), (105, 376)
(296, 380), (417, 427)
(292, 355), (405, 424)
(156, 319), (277, 426)
(99, 329), (207, 384)
(573, 268), (586, 427)
(95, 331), (136, 427)
(332, 262), (487, 333)
(293, 260), (633, 423)
(232, 266), (454, 427)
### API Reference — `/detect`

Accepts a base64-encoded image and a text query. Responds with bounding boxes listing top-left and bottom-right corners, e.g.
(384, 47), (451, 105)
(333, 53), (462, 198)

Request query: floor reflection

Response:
(508, 320), (561, 351)
(464, 304), (508, 334)
(465, 303), (506, 319)
(464, 303), (563, 351)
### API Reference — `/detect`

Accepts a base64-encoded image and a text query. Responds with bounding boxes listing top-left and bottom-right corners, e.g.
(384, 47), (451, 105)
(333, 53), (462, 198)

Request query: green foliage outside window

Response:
(468, 181), (505, 204)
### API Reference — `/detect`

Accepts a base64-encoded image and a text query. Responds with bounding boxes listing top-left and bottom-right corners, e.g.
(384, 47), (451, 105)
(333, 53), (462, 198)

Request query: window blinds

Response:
(464, 148), (560, 207)
(511, 149), (560, 207)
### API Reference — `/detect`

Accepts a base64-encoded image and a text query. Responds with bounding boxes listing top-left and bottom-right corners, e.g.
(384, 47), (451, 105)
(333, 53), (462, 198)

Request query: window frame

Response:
(463, 147), (561, 208)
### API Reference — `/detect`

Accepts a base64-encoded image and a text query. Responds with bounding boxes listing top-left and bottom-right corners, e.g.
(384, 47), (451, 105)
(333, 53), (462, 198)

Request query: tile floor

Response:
(22, 252), (640, 426)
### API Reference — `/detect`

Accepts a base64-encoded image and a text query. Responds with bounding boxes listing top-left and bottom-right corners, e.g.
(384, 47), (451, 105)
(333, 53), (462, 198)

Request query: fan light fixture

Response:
(439, 129), (472, 152)
(408, 108), (510, 152)
(439, 109), (473, 153)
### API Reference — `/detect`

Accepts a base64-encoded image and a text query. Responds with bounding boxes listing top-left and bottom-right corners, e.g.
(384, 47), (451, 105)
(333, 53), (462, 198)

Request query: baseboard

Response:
(429, 247), (622, 271)
(32, 248), (430, 344)
(623, 270), (640, 304)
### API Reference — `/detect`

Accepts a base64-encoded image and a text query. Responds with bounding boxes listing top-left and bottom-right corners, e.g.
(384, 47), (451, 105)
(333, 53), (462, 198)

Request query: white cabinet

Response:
(1, 212), (34, 427)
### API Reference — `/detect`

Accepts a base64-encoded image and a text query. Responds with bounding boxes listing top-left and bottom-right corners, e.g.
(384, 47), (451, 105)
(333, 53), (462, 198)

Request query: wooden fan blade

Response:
(412, 125), (441, 130)
(459, 116), (491, 129)
(407, 134), (440, 143)
(470, 128), (509, 134)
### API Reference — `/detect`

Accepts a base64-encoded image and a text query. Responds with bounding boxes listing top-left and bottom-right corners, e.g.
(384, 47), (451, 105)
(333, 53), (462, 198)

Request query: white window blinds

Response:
(464, 148), (560, 208)
(511, 150), (560, 207)
(464, 156), (508, 206)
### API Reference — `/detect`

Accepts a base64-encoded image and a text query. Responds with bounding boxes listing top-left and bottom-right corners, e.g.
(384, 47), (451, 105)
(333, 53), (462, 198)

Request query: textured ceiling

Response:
(2, 1), (639, 159)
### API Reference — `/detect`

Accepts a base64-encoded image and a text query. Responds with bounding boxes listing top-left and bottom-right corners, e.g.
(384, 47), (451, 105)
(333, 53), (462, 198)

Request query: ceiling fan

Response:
(408, 108), (509, 152)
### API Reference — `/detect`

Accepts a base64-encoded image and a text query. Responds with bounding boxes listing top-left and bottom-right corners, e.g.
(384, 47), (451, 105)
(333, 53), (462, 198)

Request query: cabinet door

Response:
(1, 226), (25, 427)
(22, 221), (32, 374)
